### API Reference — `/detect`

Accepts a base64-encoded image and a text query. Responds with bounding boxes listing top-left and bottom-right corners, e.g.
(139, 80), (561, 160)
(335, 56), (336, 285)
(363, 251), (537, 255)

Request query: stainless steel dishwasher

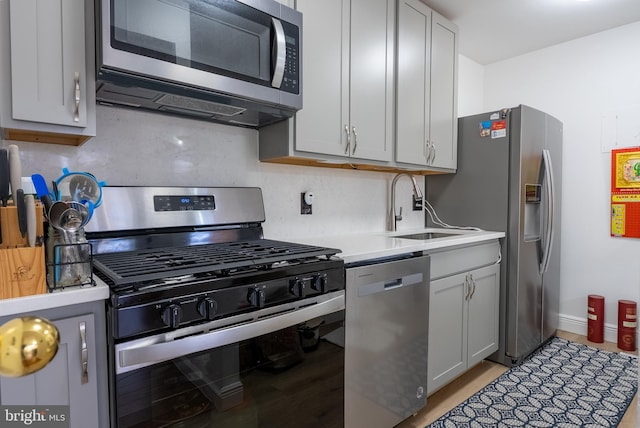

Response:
(345, 254), (430, 428)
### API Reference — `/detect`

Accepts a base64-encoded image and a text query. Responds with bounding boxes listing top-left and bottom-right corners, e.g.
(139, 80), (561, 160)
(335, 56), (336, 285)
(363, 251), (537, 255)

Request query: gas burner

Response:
(93, 239), (341, 290)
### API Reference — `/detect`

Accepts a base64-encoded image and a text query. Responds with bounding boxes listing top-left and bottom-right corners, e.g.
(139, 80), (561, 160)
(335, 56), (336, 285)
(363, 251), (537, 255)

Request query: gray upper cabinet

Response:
(428, 12), (458, 170)
(396, 5), (458, 171)
(259, 0), (396, 167)
(295, 0), (395, 162)
(260, 0), (458, 173)
(293, 0), (346, 158)
(0, 0), (96, 145)
(396, 0), (432, 166)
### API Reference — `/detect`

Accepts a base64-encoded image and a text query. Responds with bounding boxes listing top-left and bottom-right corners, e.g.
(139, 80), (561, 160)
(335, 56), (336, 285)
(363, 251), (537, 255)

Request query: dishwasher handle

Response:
(384, 278), (402, 290)
(358, 272), (424, 297)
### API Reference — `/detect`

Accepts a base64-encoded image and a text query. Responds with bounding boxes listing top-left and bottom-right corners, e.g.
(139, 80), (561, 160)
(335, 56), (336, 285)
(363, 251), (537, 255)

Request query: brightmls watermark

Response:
(1, 406), (69, 427)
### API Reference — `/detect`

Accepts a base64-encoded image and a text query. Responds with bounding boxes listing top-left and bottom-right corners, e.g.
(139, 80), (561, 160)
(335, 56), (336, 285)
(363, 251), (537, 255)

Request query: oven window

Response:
(115, 314), (345, 427)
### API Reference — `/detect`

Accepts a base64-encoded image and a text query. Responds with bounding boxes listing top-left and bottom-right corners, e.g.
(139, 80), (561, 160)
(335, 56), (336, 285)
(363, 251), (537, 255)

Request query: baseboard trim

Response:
(559, 313), (638, 345)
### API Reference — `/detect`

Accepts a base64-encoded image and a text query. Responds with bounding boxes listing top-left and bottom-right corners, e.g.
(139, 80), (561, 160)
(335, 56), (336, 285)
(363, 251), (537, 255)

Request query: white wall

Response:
(466, 21), (640, 337)
(457, 55), (484, 117)
(4, 106), (426, 241)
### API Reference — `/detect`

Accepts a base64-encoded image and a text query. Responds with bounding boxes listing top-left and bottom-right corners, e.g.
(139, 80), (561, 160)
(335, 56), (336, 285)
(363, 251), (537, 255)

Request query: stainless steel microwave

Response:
(95, 0), (302, 128)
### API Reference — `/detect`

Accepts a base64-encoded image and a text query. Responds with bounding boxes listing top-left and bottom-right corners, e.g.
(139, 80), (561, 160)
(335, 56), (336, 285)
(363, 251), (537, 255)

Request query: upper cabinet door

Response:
(396, 0), (431, 165)
(294, 0), (349, 157)
(295, 0), (393, 162)
(429, 12), (458, 170)
(348, 0), (394, 162)
(9, 0), (87, 127)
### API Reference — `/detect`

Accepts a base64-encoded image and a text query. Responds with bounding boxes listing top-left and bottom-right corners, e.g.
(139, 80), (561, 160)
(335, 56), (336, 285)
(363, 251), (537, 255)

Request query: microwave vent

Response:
(156, 94), (246, 117)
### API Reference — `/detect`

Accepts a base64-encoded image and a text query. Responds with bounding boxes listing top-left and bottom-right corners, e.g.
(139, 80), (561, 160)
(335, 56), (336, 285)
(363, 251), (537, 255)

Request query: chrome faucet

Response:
(388, 173), (424, 232)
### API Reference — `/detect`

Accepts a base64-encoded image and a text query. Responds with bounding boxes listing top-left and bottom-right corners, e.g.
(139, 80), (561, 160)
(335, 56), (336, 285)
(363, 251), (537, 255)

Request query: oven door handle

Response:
(117, 292), (345, 372)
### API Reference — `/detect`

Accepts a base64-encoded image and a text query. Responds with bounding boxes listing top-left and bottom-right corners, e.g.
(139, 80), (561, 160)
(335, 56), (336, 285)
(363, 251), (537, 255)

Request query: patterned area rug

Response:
(427, 337), (638, 427)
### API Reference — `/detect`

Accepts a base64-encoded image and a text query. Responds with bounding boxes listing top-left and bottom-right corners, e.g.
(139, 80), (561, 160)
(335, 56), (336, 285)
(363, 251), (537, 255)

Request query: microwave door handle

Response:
(271, 18), (286, 88)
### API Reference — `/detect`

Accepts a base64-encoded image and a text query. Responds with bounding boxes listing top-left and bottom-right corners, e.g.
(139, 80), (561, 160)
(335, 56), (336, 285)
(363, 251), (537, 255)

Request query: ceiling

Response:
(422, 0), (640, 65)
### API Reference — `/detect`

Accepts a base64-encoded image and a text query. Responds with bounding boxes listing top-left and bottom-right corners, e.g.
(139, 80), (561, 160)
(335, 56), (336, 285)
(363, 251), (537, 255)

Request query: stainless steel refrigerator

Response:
(425, 105), (562, 366)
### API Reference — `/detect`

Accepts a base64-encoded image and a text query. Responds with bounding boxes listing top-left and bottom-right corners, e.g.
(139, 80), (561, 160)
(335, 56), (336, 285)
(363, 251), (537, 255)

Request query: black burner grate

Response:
(93, 239), (339, 287)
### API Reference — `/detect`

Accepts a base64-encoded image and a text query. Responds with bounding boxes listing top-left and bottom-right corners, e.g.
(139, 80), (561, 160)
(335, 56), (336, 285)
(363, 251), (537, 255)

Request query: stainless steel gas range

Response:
(85, 186), (345, 428)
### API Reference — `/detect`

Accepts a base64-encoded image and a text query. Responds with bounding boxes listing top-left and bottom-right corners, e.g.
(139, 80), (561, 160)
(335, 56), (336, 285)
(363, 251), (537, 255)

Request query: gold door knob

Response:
(0, 317), (60, 377)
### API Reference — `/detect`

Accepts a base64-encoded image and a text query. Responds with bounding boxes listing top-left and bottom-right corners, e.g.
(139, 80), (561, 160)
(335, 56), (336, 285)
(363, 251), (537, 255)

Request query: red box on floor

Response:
(618, 300), (637, 351)
(587, 295), (604, 343)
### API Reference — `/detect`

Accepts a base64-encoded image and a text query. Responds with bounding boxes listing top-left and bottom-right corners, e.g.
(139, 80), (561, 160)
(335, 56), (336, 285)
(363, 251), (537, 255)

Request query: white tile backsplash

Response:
(3, 105), (426, 239)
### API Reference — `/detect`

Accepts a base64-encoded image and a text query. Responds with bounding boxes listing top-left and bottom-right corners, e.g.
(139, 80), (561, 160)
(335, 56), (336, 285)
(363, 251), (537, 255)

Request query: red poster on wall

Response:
(611, 147), (640, 238)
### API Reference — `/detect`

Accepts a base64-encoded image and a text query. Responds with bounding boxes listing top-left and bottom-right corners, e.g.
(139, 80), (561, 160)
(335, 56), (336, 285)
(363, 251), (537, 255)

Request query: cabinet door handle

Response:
(429, 141), (436, 164)
(469, 274), (476, 300)
(79, 321), (88, 384)
(351, 126), (358, 154)
(464, 274), (471, 300)
(73, 72), (81, 123)
(344, 125), (351, 155)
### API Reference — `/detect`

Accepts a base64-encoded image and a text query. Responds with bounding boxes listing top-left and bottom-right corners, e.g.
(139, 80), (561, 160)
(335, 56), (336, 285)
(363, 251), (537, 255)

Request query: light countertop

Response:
(0, 228), (504, 316)
(291, 228), (505, 264)
(0, 276), (110, 317)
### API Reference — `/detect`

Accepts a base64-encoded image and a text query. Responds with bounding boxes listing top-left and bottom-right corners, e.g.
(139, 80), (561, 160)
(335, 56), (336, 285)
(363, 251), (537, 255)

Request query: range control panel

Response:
(153, 195), (215, 211)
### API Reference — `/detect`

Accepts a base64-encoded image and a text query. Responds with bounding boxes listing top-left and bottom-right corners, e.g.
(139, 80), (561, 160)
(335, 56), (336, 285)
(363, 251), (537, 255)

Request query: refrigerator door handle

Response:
(540, 149), (555, 274)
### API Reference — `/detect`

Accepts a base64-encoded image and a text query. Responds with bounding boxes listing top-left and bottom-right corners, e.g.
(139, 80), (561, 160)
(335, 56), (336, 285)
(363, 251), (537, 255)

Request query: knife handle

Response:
(16, 189), (27, 237)
(25, 194), (36, 247)
(0, 148), (8, 206)
(8, 144), (21, 197)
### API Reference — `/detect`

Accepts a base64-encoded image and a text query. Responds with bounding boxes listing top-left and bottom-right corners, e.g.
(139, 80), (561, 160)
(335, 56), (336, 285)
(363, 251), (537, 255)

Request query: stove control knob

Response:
(161, 304), (183, 329)
(312, 274), (328, 293)
(289, 278), (305, 298)
(197, 297), (218, 320)
(247, 288), (266, 308)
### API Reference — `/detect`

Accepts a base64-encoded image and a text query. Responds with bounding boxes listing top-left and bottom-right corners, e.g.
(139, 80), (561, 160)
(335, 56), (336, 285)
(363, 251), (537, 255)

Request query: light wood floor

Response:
(397, 330), (638, 427)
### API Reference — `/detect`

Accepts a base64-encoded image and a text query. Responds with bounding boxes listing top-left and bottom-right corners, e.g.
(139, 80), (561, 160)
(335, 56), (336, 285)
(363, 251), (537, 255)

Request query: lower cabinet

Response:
(0, 301), (108, 428)
(427, 257), (500, 395)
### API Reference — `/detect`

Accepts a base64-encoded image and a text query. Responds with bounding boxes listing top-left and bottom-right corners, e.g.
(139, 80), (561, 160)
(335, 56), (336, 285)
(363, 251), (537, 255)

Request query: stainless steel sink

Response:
(394, 232), (459, 240)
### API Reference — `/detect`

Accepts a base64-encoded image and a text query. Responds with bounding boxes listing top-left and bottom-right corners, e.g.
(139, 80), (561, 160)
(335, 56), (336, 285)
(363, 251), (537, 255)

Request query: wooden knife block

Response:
(0, 202), (46, 299)
(0, 202), (44, 249)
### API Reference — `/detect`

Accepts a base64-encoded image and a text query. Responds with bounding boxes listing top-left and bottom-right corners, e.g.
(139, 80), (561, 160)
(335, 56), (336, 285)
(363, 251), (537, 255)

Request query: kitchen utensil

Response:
(0, 317), (60, 377)
(15, 189), (26, 237)
(0, 149), (8, 244)
(31, 174), (53, 215)
(25, 194), (36, 247)
(47, 226), (92, 288)
(48, 201), (83, 232)
(8, 145), (21, 196)
(47, 201), (90, 287)
(66, 200), (91, 228)
(7, 145), (26, 237)
(51, 180), (60, 201)
(55, 168), (105, 208)
(0, 149), (8, 206)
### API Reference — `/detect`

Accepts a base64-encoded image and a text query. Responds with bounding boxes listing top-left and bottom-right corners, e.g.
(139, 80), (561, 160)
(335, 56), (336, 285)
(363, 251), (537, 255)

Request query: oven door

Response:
(111, 291), (345, 428)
